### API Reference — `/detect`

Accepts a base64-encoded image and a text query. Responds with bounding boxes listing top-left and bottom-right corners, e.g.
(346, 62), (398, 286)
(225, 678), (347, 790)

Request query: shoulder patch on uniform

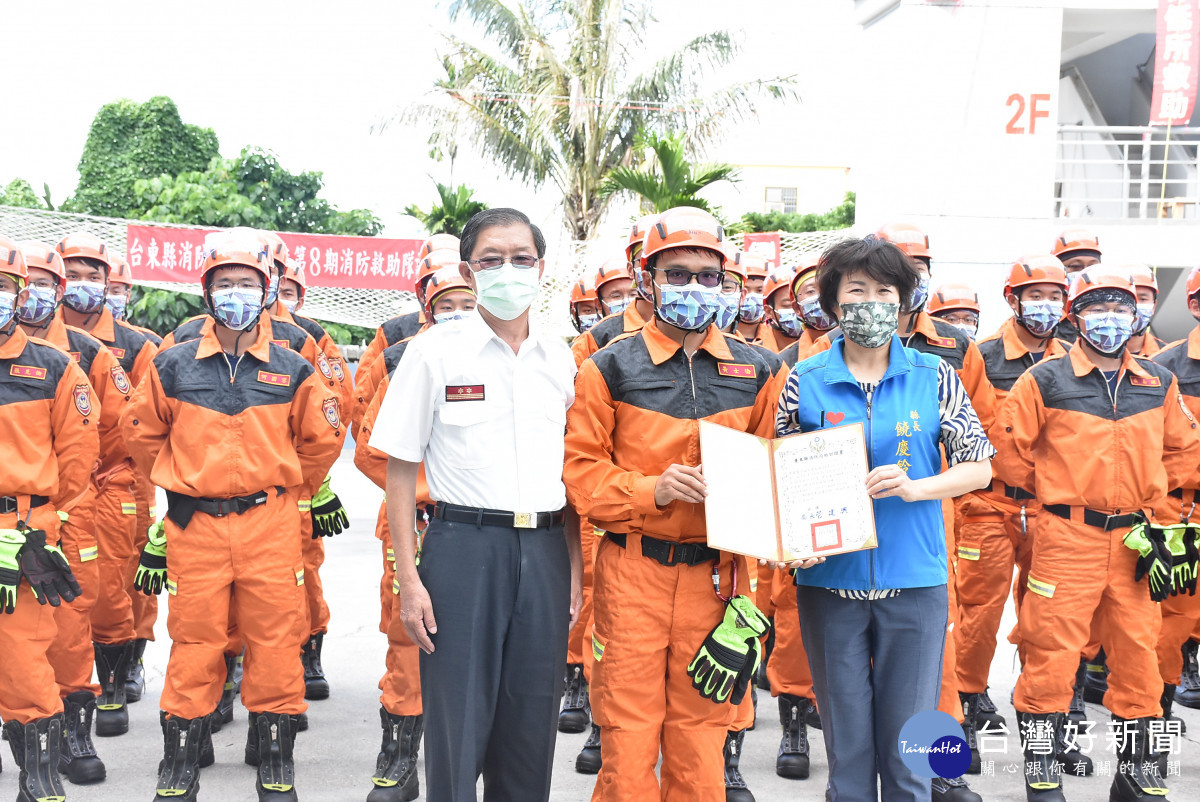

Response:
(717, 362), (757, 379)
(315, 350), (333, 379)
(109, 347), (126, 359)
(926, 335), (957, 348)
(446, 384), (485, 402)
(330, 359), (345, 382)
(10, 364), (47, 380)
(111, 366), (130, 394)
(1130, 375), (1161, 387)
(322, 397), (341, 429)
(257, 371), (292, 387)
(73, 384), (92, 416)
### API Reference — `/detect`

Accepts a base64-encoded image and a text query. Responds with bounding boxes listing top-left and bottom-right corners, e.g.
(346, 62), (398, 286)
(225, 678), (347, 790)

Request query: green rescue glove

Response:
(1124, 522), (1173, 602)
(310, 476), (349, 538)
(0, 529), (26, 614)
(1164, 523), (1200, 597)
(687, 595), (771, 705)
(18, 528), (80, 606)
(134, 521), (168, 596)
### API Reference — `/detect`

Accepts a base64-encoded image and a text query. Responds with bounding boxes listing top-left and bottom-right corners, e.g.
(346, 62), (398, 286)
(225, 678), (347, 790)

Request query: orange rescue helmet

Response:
(640, 207), (726, 268)
(425, 265), (474, 315)
(1066, 264), (1136, 314)
(0, 236), (28, 283)
(570, 276), (598, 308)
(56, 232), (113, 275)
(626, 214), (658, 265)
(108, 252), (133, 287)
(732, 250), (770, 281)
(927, 283), (981, 315)
(417, 234), (461, 263)
(874, 222), (930, 261)
(1051, 228), (1101, 259)
(1121, 263), (1158, 294)
(282, 258), (307, 296)
(593, 256), (632, 296)
(200, 231), (272, 287)
(763, 266), (797, 305)
(17, 241), (65, 288)
(1186, 266), (1200, 300)
(418, 247), (462, 292)
(1003, 255), (1069, 298)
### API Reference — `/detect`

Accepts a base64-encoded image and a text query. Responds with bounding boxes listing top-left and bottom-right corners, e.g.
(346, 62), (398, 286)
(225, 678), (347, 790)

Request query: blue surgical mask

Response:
(910, 275), (930, 311)
(210, 287), (263, 331)
(774, 308), (803, 339)
(605, 298), (631, 317)
(1079, 311), (1135, 355)
(1134, 302), (1155, 334)
(634, 268), (653, 302)
(655, 282), (718, 332)
(714, 292), (740, 331)
(0, 291), (17, 330)
(1018, 300), (1063, 338)
(105, 294), (128, 321)
(17, 285), (58, 325)
(954, 323), (978, 340)
(62, 280), (106, 314)
(282, 299), (300, 315)
(799, 297), (836, 332)
(434, 311), (470, 325)
(576, 312), (601, 332)
(264, 274), (280, 307)
(739, 292), (765, 324)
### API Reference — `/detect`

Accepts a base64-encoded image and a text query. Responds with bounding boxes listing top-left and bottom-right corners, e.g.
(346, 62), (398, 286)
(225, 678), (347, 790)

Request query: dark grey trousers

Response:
(417, 517), (571, 802)
(797, 584), (949, 802)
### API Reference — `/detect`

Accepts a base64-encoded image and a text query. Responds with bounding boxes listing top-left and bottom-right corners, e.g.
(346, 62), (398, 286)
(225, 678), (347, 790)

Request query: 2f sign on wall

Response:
(1005, 93), (1051, 134)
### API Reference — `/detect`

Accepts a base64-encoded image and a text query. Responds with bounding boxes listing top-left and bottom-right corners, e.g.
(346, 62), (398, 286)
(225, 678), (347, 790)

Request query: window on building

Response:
(765, 187), (798, 214)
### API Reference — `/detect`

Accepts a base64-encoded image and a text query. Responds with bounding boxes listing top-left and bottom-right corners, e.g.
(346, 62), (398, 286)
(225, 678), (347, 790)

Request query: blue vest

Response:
(787, 337), (947, 590)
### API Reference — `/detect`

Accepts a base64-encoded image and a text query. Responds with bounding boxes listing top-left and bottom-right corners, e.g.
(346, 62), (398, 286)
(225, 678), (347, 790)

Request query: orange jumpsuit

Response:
(0, 326), (99, 724)
(996, 344), (1200, 719)
(564, 321), (782, 802)
(954, 320), (1070, 691)
(121, 315), (342, 720)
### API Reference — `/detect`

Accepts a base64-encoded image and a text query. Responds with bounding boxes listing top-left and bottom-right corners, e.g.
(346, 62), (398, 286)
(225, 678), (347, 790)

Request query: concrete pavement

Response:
(6, 452), (1199, 801)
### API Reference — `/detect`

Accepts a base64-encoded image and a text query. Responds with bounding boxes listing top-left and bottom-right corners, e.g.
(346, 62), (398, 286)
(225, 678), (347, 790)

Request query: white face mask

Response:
(472, 262), (540, 320)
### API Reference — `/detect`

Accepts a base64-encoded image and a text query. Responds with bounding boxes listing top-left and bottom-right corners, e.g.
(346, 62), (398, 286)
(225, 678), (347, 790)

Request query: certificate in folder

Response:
(699, 420), (879, 563)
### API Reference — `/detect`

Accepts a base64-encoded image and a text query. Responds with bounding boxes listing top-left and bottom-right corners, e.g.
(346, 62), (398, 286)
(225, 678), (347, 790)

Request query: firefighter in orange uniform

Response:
(123, 231), (342, 801)
(1050, 228), (1102, 345)
(355, 264), (476, 802)
(564, 207), (782, 802)
(0, 236), (96, 801)
(760, 266), (802, 353)
(568, 275), (602, 335)
(731, 251), (771, 345)
(778, 254), (837, 367)
(997, 265), (1200, 802)
(1122, 264), (1167, 358)
(927, 283), (981, 340)
(952, 257), (1074, 773)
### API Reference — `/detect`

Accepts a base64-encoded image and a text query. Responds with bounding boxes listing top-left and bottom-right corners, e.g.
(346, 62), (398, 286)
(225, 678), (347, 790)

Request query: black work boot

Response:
(1056, 709), (1093, 776)
(960, 711), (981, 775)
(1175, 639), (1200, 708)
(960, 688), (1006, 730)
(59, 691), (106, 784)
(93, 641), (133, 736)
(126, 638), (147, 703)
(1110, 716), (1170, 801)
(154, 711), (203, 801)
(367, 708), (422, 802)
(254, 712), (298, 801)
(1162, 682), (1187, 736)
(1083, 649), (1108, 704)
(723, 729), (754, 802)
(212, 654), (240, 732)
(301, 634), (329, 701)
(6, 715), (66, 802)
(1017, 712), (1066, 801)
(558, 663), (590, 733)
(1068, 657), (1090, 726)
(775, 694), (810, 779)
(575, 724), (601, 774)
(932, 776), (984, 802)
(198, 713), (215, 769)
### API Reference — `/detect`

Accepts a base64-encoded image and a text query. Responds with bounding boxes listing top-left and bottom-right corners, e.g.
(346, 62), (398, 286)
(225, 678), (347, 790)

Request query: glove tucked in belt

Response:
(686, 595), (771, 705)
(1124, 522), (1173, 602)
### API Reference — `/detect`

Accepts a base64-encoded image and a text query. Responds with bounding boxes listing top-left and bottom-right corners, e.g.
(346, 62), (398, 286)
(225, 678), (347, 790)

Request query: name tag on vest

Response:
(1129, 375), (1161, 388)
(446, 384), (485, 402)
(717, 363), (756, 379)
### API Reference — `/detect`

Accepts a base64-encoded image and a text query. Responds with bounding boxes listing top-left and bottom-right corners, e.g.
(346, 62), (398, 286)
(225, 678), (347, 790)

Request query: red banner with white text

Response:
(1150, 0), (1200, 125)
(125, 225), (425, 292)
(740, 232), (782, 268)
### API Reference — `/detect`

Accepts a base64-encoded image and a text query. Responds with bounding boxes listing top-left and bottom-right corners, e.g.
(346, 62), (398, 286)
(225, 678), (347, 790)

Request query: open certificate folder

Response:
(698, 420), (878, 562)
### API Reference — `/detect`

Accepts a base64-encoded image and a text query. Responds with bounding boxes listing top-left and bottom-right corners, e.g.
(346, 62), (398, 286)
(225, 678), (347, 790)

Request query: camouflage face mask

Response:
(839, 301), (899, 349)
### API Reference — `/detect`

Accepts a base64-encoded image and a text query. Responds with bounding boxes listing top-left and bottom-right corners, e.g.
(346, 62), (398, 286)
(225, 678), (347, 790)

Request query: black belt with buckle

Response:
(1002, 485), (1035, 502)
(165, 488), (279, 530)
(0, 495), (49, 515)
(1044, 504), (1142, 531)
(1170, 488), (1194, 501)
(433, 502), (564, 530)
(607, 532), (720, 567)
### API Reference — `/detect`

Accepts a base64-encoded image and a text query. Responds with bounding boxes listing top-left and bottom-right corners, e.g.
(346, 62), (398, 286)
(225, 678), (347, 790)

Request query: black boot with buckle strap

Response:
(59, 691), (105, 784)
(93, 641), (133, 737)
(558, 663), (590, 734)
(367, 708), (422, 802)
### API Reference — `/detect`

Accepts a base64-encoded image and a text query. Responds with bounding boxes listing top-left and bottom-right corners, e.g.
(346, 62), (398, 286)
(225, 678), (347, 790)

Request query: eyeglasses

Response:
(468, 255), (539, 270)
(652, 267), (725, 288)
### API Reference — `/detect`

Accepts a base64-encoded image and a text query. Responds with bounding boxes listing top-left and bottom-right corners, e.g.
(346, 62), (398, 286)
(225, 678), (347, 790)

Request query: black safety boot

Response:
(366, 708), (422, 802)
(575, 724), (601, 774)
(1068, 657), (1090, 726)
(254, 712), (299, 801)
(932, 776), (984, 802)
(1056, 710), (1093, 777)
(212, 654), (240, 732)
(126, 638), (147, 703)
(1017, 712), (1067, 801)
(1175, 639), (1200, 709)
(1083, 649), (1109, 704)
(59, 690), (105, 784)
(775, 694), (810, 779)
(1161, 682), (1187, 736)
(961, 711), (981, 775)
(1110, 716), (1170, 801)
(558, 663), (589, 733)
(301, 634), (329, 701)
(723, 729), (754, 802)
(154, 711), (203, 801)
(6, 715), (66, 802)
(198, 713), (214, 769)
(94, 641), (133, 736)
(961, 688), (1006, 730)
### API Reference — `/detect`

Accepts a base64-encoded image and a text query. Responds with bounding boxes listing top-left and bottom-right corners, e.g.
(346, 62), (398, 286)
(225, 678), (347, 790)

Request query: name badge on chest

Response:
(446, 384), (485, 402)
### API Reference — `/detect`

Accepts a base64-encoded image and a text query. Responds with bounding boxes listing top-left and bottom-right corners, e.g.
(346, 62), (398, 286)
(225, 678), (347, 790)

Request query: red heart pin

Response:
(825, 412), (846, 425)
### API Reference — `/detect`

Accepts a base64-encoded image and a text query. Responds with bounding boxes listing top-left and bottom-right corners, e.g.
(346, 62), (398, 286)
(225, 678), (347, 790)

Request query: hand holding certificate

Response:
(698, 420), (879, 564)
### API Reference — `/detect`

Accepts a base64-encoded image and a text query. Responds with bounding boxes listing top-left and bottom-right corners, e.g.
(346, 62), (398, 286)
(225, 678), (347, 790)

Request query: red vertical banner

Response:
(1150, 0), (1200, 125)
(740, 232), (782, 268)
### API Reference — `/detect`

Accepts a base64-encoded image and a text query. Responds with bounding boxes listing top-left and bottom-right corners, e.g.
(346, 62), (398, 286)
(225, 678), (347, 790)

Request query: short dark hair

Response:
(645, 246), (724, 272)
(459, 208), (547, 262)
(817, 236), (918, 318)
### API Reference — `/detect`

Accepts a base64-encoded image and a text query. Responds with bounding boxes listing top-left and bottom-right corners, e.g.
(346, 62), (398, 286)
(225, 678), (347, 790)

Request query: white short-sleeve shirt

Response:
(368, 310), (577, 512)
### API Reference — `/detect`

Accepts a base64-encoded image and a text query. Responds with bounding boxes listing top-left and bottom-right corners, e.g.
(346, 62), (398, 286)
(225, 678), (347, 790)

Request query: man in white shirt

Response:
(370, 208), (583, 802)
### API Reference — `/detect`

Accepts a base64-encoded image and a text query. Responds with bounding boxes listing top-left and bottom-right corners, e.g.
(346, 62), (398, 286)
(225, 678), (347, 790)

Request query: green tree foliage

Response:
(399, 0), (795, 239)
(736, 192), (856, 234)
(601, 131), (738, 213)
(0, 179), (49, 210)
(404, 181), (487, 236)
(66, 97), (219, 217)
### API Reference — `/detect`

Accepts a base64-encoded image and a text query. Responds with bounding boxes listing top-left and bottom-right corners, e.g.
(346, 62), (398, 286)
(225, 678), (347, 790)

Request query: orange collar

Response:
(1068, 338), (1151, 380)
(642, 319), (733, 366)
(0, 326), (29, 360)
(194, 315), (274, 362)
(90, 307), (117, 342)
(32, 316), (70, 351)
(999, 317), (1066, 361)
(623, 302), (646, 332)
(1188, 327), (1200, 361)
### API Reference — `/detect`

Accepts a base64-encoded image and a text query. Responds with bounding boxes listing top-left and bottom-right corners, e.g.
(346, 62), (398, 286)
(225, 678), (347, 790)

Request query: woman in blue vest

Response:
(775, 236), (994, 802)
